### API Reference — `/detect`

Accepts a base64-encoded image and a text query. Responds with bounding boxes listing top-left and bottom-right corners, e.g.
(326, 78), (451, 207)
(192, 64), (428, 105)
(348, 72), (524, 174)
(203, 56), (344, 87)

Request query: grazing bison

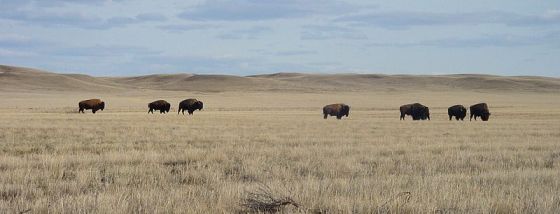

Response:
(323, 103), (350, 120)
(148, 100), (170, 114)
(78, 99), (105, 114)
(400, 103), (429, 120)
(470, 103), (491, 121)
(178, 99), (203, 115)
(448, 105), (467, 121)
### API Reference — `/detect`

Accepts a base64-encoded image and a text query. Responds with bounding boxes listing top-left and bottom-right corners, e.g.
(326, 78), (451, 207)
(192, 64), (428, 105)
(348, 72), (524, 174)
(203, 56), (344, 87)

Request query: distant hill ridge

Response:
(1, 64), (559, 93)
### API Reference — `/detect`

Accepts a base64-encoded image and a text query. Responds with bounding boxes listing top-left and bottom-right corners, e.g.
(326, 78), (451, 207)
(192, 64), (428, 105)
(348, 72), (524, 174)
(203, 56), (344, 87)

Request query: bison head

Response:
(196, 101), (203, 111)
(99, 102), (105, 111)
(342, 105), (350, 117)
(481, 112), (490, 121)
(164, 103), (171, 113)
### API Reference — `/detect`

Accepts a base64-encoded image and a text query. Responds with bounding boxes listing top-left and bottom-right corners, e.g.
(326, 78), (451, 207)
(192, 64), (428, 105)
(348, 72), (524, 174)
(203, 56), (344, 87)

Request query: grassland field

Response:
(0, 89), (559, 213)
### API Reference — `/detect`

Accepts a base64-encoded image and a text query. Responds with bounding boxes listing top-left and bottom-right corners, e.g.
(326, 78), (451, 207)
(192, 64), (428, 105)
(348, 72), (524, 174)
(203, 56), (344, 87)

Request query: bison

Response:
(400, 103), (429, 120)
(148, 100), (170, 114)
(448, 105), (467, 121)
(178, 99), (203, 115)
(323, 103), (350, 120)
(78, 99), (105, 114)
(470, 103), (491, 121)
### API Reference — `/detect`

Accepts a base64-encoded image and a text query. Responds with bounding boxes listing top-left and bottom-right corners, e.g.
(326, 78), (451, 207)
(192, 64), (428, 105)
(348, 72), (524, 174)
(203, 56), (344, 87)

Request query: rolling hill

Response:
(0, 65), (125, 92)
(1, 64), (559, 93)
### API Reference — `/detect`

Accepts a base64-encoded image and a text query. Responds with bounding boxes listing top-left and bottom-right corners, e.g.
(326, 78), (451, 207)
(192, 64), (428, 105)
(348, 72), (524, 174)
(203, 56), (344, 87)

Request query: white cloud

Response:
(158, 23), (220, 32)
(335, 10), (560, 29)
(300, 25), (368, 40)
(178, 0), (358, 21)
(0, 8), (166, 29)
(367, 32), (560, 48)
(216, 26), (272, 39)
(0, 48), (35, 57)
(542, 9), (560, 19)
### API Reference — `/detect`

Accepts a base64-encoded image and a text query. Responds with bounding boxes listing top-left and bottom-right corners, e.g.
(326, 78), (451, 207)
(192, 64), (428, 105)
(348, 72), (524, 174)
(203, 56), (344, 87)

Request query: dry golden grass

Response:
(1, 88), (560, 213)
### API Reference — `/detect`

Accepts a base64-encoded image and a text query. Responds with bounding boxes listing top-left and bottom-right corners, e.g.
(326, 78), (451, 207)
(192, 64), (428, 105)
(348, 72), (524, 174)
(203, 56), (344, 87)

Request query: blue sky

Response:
(0, 0), (559, 76)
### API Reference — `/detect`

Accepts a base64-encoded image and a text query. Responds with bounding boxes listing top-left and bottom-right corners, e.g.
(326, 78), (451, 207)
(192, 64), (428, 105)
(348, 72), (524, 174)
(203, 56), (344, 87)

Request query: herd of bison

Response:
(78, 98), (491, 121)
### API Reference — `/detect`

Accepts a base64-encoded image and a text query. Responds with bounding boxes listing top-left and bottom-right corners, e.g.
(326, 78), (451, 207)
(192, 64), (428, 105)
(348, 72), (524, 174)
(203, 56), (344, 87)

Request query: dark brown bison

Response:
(470, 103), (491, 121)
(400, 103), (429, 120)
(448, 105), (467, 121)
(323, 103), (350, 119)
(78, 99), (105, 114)
(178, 99), (203, 115)
(148, 100), (170, 114)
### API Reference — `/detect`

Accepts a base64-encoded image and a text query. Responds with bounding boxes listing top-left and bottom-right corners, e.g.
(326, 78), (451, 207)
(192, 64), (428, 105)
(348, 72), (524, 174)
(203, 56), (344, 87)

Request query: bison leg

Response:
(470, 113), (474, 121)
(79, 108), (84, 113)
(92, 109), (97, 114)
(148, 108), (153, 114)
(188, 110), (193, 115)
(324, 114), (328, 119)
(336, 115), (342, 119)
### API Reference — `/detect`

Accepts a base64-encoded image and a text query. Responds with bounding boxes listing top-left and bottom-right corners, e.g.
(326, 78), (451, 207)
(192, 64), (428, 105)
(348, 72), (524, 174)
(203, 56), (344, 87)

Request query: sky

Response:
(0, 0), (559, 77)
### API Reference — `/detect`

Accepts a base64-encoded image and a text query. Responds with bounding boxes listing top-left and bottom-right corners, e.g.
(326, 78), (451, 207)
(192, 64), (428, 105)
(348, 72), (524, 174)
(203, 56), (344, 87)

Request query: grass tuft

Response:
(240, 184), (300, 213)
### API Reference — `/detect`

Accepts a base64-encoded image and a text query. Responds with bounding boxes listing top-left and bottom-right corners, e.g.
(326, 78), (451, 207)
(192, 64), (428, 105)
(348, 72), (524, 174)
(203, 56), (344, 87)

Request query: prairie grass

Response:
(0, 90), (559, 213)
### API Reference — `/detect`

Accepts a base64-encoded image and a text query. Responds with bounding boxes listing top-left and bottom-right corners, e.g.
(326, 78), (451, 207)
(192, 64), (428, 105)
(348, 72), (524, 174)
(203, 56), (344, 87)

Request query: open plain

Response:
(1, 65), (560, 213)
